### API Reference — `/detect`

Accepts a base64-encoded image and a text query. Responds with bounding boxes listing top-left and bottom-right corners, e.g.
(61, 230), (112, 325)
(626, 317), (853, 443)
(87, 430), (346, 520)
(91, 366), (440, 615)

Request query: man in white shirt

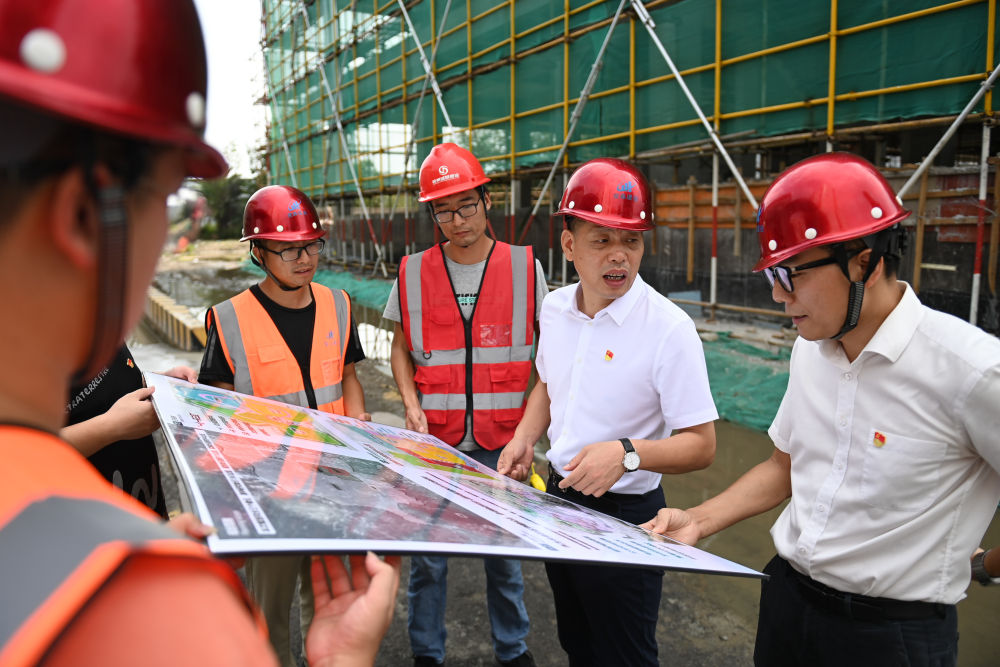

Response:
(644, 152), (1000, 666)
(499, 158), (717, 667)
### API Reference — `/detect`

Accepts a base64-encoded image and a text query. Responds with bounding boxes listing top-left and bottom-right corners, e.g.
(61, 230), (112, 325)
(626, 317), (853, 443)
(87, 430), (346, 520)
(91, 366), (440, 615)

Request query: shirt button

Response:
(843, 372), (852, 381)
(817, 505), (826, 514)
(835, 463), (844, 471)
(798, 547), (807, 554)
(839, 417), (847, 427)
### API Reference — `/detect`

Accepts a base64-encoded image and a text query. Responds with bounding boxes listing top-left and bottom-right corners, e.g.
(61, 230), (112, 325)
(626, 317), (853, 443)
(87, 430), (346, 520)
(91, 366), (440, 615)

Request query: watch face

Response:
(623, 451), (640, 472)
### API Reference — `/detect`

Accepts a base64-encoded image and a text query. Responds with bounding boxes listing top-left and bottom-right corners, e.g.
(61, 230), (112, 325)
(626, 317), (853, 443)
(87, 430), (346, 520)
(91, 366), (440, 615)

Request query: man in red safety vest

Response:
(199, 184), (371, 667)
(383, 143), (547, 667)
(0, 2), (398, 666)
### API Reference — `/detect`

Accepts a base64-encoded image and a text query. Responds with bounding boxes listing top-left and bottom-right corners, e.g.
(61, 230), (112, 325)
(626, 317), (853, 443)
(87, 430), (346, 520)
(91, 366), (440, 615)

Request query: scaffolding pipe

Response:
(970, 122), (991, 325)
(630, 0), (758, 209)
(386, 0), (454, 250)
(897, 61), (1000, 200)
(397, 0), (454, 129)
(293, 1), (387, 277)
(258, 6), (298, 187)
(990, 154), (999, 295)
(517, 0), (629, 245)
(710, 152), (719, 320)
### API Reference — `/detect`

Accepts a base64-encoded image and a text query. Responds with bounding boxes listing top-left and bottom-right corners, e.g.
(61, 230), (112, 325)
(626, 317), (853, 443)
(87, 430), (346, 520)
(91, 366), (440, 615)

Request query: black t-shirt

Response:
(66, 344), (168, 518)
(199, 285), (365, 409)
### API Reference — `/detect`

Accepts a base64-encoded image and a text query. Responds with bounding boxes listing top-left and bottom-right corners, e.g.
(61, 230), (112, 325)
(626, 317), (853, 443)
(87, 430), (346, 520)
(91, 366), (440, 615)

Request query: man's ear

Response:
(483, 191), (492, 211)
(852, 248), (884, 287)
(47, 165), (111, 271)
(560, 228), (575, 261)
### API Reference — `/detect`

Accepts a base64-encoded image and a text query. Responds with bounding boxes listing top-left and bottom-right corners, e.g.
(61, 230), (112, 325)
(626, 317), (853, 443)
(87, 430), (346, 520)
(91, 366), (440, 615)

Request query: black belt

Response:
(779, 557), (950, 622)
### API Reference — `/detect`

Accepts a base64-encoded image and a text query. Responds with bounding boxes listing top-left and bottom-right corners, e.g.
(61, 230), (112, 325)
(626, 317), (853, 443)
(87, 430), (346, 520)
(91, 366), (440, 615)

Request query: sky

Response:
(193, 0), (267, 177)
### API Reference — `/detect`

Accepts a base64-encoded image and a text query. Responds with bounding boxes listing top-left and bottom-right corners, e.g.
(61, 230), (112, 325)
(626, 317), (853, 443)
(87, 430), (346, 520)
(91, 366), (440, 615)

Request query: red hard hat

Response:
(418, 143), (490, 202)
(754, 153), (909, 271)
(556, 158), (653, 231)
(242, 185), (324, 242)
(0, 0), (226, 178)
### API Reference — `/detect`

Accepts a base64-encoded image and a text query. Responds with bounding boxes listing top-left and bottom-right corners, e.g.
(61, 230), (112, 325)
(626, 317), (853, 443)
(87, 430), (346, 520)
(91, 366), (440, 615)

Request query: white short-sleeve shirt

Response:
(769, 283), (1000, 604)
(537, 274), (718, 496)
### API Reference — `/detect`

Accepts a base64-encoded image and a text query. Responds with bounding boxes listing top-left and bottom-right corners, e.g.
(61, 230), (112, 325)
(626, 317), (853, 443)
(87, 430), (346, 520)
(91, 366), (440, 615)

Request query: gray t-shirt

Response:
(384, 250), (548, 451)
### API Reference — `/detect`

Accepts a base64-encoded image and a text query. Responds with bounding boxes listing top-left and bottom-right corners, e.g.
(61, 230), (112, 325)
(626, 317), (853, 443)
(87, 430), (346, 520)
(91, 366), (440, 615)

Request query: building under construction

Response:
(259, 0), (1000, 332)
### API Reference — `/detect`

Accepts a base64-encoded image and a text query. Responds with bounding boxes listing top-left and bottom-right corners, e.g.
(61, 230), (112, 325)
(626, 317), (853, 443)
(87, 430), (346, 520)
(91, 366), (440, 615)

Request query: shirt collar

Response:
(817, 282), (921, 364)
(562, 273), (646, 326)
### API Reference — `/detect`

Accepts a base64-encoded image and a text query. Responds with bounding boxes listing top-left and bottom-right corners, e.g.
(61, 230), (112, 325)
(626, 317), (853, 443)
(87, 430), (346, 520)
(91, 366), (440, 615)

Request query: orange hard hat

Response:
(0, 0), (226, 178)
(754, 153), (909, 271)
(556, 158), (654, 231)
(418, 143), (490, 202)
(242, 185), (324, 242)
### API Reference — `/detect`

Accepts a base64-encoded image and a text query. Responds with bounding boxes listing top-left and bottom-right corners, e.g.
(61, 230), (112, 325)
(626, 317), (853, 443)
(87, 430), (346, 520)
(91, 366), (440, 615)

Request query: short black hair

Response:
(0, 100), (160, 223)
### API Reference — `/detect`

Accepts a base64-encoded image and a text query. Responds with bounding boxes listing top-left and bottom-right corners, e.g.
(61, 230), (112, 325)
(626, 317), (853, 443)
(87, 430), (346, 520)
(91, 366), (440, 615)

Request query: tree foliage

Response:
(192, 173), (257, 239)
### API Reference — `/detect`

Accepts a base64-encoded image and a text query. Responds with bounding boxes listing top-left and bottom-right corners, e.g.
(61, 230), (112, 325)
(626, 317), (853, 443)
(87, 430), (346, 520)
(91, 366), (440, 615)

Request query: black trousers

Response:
(544, 471), (666, 667)
(755, 555), (959, 667)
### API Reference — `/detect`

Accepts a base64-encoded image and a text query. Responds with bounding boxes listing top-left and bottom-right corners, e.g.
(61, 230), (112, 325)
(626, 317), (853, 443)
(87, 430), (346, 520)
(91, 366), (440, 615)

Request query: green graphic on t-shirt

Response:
(456, 294), (477, 307)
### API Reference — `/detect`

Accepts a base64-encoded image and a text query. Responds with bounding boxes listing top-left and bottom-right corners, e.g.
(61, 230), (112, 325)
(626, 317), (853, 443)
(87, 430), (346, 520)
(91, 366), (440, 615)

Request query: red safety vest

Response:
(399, 241), (535, 449)
(0, 426), (255, 667)
(210, 283), (350, 415)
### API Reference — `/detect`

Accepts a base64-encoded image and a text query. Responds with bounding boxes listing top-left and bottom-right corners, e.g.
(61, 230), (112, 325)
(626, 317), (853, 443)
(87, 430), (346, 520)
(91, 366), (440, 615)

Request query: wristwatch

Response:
(620, 438), (640, 473)
(971, 550), (1000, 586)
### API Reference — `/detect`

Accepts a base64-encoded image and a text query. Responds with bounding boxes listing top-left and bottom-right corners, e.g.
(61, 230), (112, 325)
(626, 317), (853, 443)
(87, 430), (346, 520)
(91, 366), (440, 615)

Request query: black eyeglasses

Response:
(431, 196), (482, 224)
(257, 239), (325, 262)
(763, 256), (839, 293)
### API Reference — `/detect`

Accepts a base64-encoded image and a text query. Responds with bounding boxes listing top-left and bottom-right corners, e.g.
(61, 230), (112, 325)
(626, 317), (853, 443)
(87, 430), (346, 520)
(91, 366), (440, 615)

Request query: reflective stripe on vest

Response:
(399, 242), (535, 449)
(212, 283), (350, 414)
(0, 428), (252, 666)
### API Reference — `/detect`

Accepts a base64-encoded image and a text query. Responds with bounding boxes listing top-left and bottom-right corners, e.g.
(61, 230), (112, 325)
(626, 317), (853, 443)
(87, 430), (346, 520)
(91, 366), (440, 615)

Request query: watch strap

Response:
(619, 437), (635, 454)
(972, 550), (999, 586)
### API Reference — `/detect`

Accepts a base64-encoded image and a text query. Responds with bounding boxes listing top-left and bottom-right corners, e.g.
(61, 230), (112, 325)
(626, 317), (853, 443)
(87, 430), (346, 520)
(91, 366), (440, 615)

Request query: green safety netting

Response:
(702, 332), (790, 433)
(261, 0), (997, 198)
(243, 260), (394, 310)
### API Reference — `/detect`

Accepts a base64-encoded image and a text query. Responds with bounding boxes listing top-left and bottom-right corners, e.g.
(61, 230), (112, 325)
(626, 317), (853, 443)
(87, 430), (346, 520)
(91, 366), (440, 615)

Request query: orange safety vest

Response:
(0, 425), (255, 667)
(210, 283), (351, 415)
(399, 241), (535, 449)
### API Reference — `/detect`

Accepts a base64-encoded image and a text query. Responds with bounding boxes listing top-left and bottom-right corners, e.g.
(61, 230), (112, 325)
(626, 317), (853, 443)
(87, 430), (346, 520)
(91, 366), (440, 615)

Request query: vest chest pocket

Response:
(257, 343), (290, 364)
(478, 323), (512, 347)
(428, 306), (462, 348)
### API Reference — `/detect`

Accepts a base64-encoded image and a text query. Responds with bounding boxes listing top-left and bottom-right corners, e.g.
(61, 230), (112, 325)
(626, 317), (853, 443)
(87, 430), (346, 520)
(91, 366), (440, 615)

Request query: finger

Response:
(319, 554), (353, 598)
(130, 386), (156, 400)
(360, 413), (372, 422)
(364, 552), (402, 603)
(349, 553), (372, 591)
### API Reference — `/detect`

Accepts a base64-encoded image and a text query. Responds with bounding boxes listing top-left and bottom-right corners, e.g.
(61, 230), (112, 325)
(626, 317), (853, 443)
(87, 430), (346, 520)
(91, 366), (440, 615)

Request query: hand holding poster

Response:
(146, 373), (761, 579)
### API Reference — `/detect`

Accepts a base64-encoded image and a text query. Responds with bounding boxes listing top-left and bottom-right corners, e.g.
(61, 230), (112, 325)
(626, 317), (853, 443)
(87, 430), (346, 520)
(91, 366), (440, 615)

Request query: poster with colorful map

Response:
(147, 373), (761, 579)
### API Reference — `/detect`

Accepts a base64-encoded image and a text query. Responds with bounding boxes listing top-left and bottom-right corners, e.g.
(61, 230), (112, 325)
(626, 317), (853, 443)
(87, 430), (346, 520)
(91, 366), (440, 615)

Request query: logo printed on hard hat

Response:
(288, 200), (304, 218)
(756, 203), (765, 232)
(438, 166), (449, 175)
(614, 181), (635, 201)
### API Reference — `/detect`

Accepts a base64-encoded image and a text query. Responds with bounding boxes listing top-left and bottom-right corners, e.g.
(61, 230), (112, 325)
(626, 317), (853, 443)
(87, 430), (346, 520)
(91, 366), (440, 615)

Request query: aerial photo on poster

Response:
(147, 373), (761, 579)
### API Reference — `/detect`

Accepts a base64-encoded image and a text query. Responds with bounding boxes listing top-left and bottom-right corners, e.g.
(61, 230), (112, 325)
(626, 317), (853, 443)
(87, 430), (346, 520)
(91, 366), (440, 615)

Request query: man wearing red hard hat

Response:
(0, 1), (397, 665)
(383, 142), (547, 667)
(644, 153), (1000, 666)
(199, 184), (371, 666)
(499, 158), (718, 666)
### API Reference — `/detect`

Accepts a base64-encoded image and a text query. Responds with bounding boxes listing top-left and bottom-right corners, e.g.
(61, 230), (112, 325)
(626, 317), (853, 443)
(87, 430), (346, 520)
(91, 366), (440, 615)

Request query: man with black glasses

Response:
(383, 143), (546, 667)
(644, 153), (1000, 667)
(200, 184), (369, 667)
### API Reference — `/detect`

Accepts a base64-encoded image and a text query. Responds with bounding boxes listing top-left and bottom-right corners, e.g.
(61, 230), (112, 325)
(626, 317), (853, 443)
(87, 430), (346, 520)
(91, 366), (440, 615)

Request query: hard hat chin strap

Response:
(72, 180), (128, 386)
(828, 226), (902, 340)
(250, 242), (305, 292)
